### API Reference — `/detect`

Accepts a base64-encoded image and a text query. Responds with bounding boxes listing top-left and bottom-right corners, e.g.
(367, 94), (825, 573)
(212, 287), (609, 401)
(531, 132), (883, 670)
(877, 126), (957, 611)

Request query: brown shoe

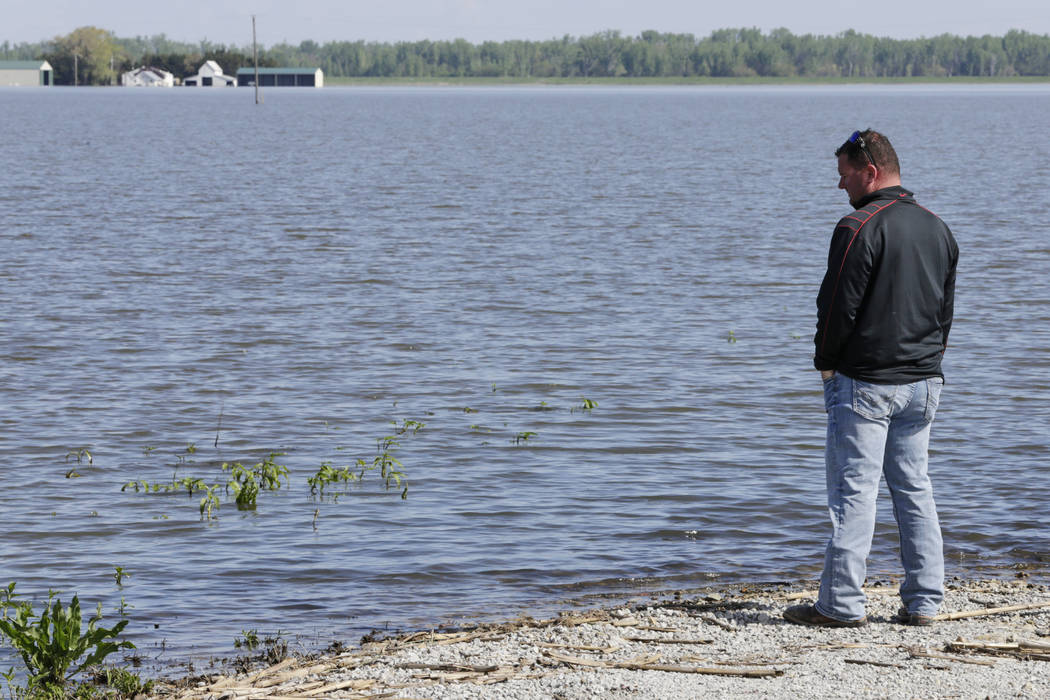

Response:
(783, 604), (867, 628)
(895, 606), (935, 626)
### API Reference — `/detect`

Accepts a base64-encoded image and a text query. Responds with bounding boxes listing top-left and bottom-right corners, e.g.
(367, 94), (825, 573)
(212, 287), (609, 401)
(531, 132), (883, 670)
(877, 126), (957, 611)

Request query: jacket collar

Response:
(855, 185), (914, 209)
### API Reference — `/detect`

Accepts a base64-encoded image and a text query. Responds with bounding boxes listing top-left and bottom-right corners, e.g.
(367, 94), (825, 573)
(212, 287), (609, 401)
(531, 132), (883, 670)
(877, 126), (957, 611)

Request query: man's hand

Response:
(821, 370), (836, 381)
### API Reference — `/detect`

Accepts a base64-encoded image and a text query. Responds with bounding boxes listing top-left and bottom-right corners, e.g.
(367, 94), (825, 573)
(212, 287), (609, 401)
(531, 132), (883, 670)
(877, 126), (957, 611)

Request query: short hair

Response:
(835, 129), (900, 176)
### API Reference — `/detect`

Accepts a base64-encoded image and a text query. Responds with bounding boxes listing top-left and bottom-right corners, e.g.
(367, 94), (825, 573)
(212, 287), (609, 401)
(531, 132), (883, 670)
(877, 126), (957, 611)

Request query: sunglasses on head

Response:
(847, 130), (876, 168)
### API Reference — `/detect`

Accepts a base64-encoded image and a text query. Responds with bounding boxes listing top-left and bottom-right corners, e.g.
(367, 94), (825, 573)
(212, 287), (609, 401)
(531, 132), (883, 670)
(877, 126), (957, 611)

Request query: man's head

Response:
(835, 129), (901, 208)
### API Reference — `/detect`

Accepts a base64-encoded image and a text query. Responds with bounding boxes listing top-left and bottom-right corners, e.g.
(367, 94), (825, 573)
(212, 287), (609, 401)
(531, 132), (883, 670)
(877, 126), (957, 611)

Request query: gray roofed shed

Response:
(0, 60), (53, 86)
(235, 67), (323, 87)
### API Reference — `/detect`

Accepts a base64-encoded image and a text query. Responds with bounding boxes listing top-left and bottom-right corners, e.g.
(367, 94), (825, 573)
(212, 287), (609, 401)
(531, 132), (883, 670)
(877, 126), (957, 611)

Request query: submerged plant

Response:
(199, 483), (222, 520)
(393, 419), (425, 435)
(257, 452), (289, 491)
(115, 596), (133, 617)
(64, 449), (92, 465)
(223, 462), (260, 510)
(513, 431), (537, 445)
(176, 477), (207, 495)
(372, 437), (405, 496)
(120, 479), (152, 493)
(223, 453), (288, 511)
(307, 462), (359, 498)
(234, 629), (260, 651)
(571, 397), (599, 413)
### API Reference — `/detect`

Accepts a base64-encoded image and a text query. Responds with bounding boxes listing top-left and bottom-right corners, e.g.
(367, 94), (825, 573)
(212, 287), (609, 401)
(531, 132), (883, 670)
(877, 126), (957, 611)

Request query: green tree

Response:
(47, 26), (119, 85)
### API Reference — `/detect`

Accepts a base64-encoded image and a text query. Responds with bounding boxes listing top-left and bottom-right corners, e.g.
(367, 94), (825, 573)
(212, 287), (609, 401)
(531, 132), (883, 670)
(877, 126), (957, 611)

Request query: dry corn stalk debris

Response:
(620, 635), (714, 645)
(907, 647), (997, 667)
(947, 639), (1050, 661)
(933, 601), (1050, 621)
(540, 649), (783, 678)
(535, 641), (621, 653)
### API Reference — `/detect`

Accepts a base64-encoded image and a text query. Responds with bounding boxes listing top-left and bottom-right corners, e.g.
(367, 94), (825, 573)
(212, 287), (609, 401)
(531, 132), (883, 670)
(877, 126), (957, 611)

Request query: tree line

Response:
(3, 26), (1050, 84)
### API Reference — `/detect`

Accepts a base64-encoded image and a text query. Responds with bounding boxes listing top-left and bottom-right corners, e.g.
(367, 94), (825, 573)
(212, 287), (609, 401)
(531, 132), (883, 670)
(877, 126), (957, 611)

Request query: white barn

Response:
(122, 66), (175, 87)
(183, 61), (236, 87)
(0, 60), (53, 86)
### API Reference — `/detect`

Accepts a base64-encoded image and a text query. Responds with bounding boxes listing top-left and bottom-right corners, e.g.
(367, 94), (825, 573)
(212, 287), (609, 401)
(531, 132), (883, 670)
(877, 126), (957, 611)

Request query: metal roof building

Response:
(0, 60), (53, 86)
(235, 67), (323, 87)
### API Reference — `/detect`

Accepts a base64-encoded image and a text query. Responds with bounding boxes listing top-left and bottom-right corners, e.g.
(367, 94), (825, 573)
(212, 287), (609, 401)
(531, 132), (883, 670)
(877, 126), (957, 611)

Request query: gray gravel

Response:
(175, 578), (1050, 700)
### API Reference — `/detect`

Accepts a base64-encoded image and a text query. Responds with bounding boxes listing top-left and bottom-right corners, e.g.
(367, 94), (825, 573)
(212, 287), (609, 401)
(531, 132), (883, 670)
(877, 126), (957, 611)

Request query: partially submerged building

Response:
(121, 66), (175, 87)
(183, 61), (236, 87)
(235, 67), (323, 87)
(0, 60), (53, 86)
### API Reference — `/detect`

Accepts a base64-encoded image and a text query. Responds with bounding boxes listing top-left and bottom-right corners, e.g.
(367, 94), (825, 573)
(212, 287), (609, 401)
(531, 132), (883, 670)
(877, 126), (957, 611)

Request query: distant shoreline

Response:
(325, 75), (1050, 87)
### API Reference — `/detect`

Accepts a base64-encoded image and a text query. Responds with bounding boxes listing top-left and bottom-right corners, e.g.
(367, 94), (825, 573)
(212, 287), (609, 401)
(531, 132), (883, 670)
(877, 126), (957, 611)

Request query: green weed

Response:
(114, 597), (132, 618)
(571, 397), (599, 413)
(64, 449), (92, 466)
(198, 484), (222, 521)
(175, 477), (207, 496)
(0, 587), (134, 690)
(257, 453), (289, 491)
(513, 431), (537, 445)
(234, 629), (259, 651)
(371, 437), (405, 496)
(223, 463), (260, 511)
(64, 448), (92, 478)
(119, 480), (151, 494)
(111, 568), (128, 587)
(392, 419), (425, 435)
(223, 453), (288, 511)
(307, 462), (358, 499)
(90, 666), (154, 698)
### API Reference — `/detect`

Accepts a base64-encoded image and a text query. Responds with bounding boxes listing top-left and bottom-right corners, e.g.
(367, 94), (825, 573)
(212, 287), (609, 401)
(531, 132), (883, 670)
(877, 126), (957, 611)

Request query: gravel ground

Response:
(164, 578), (1050, 700)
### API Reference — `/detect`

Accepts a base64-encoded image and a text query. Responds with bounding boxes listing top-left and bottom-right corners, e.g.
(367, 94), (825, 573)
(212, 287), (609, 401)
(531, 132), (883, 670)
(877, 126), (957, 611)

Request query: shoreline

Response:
(154, 576), (1050, 699)
(325, 75), (1050, 87)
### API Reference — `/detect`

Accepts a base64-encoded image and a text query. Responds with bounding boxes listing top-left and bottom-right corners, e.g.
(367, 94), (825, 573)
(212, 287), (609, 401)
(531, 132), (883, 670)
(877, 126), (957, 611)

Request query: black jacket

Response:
(814, 186), (958, 384)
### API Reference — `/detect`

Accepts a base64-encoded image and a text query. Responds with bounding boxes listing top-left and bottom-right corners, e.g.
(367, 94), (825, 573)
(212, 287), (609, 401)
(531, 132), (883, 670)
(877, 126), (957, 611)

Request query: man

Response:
(784, 129), (959, 628)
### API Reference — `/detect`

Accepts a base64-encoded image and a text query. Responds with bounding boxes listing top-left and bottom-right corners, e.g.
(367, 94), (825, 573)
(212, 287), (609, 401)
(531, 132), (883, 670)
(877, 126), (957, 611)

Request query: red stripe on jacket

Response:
(819, 199), (900, 355)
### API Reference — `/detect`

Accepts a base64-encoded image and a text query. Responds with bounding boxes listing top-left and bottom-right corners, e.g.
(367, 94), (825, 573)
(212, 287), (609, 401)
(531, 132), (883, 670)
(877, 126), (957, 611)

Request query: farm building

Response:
(236, 67), (323, 87)
(183, 61), (236, 87)
(0, 60), (53, 86)
(121, 66), (175, 87)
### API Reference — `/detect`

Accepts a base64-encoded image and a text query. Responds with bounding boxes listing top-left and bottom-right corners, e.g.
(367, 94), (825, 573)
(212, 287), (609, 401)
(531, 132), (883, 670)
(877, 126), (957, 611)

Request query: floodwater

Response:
(1, 83), (1049, 670)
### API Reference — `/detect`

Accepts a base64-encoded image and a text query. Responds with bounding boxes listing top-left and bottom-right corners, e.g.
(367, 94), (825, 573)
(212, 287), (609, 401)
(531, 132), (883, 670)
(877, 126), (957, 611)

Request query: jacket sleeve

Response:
(814, 222), (875, 370)
(940, 235), (959, 351)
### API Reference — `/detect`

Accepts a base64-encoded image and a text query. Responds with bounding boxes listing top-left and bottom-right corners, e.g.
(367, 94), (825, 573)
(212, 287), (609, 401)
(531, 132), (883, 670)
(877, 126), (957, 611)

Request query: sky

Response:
(6, 0), (1050, 48)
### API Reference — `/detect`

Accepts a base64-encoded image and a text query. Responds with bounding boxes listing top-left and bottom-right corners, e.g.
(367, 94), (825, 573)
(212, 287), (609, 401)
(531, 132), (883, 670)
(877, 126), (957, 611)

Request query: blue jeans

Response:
(817, 373), (945, 621)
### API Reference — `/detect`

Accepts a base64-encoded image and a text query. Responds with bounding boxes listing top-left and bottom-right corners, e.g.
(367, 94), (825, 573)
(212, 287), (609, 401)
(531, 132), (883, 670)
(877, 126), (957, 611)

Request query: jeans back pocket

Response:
(924, 377), (944, 422)
(851, 379), (897, 420)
